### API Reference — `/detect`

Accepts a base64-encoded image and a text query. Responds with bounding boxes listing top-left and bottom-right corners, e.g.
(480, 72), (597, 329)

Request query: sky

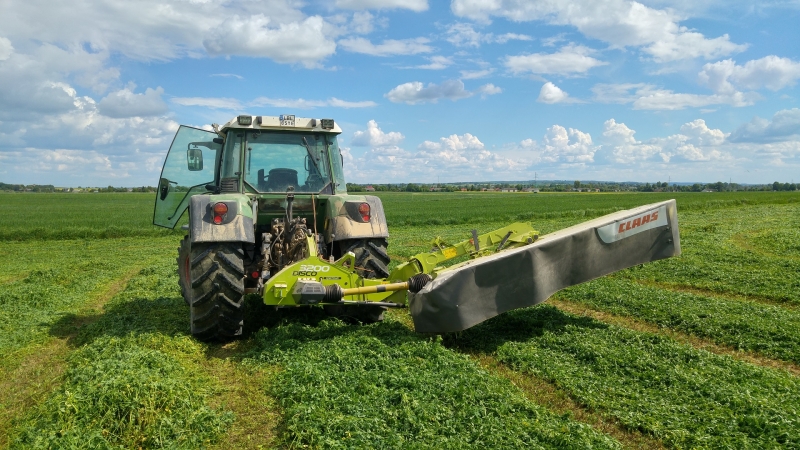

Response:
(1, 0), (799, 186)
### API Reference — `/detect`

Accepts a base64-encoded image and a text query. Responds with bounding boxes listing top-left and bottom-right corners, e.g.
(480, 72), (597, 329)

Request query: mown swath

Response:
(449, 305), (800, 449)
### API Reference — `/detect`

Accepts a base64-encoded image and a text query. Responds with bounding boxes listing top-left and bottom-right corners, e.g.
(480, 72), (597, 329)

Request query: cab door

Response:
(153, 126), (222, 228)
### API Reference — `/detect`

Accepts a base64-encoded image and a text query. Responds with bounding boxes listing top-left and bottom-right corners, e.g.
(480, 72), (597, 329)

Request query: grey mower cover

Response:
(409, 199), (681, 333)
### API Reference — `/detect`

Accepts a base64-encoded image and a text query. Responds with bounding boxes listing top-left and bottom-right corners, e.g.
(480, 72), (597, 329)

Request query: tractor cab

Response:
(153, 115), (347, 229)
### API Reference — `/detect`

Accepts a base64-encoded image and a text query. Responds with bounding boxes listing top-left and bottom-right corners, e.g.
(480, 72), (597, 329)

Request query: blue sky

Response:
(1, 0), (799, 186)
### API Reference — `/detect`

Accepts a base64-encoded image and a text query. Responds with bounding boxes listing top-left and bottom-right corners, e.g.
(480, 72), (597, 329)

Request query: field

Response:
(1, 190), (799, 449)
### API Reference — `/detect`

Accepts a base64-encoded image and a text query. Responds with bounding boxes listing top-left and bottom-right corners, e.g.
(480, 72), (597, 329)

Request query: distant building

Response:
(365, 185), (375, 192)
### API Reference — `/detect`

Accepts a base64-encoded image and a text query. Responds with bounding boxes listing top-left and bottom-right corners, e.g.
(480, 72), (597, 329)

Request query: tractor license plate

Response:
(280, 115), (295, 126)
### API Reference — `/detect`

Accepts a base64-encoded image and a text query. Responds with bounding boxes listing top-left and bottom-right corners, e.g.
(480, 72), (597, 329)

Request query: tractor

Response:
(154, 115), (681, 341)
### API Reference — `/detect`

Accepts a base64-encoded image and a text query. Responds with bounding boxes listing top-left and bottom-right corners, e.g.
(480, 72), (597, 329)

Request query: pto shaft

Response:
(324, 273), (432, 302)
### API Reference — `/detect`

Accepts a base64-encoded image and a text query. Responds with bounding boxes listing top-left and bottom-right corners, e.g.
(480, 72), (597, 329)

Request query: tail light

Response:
(358, 202), (370, 222)
(212, 202), (228, 224)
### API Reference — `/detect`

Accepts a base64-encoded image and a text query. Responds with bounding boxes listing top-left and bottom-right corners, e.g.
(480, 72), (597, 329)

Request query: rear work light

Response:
(212, 202), (228, 225)
(237, 115), (252, 125)
(358, 202), (370, 222)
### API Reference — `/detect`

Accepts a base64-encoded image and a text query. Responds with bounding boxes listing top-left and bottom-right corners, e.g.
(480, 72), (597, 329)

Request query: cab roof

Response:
(218, 115), (342, 134)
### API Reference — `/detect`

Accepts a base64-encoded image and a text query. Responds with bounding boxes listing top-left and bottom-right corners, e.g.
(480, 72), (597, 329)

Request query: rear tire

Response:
(188, 242), (246, 341)
(325, 238), (390, 324)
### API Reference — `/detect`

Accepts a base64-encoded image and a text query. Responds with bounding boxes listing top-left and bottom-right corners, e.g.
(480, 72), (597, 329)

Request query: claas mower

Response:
(154, 115), (681, 341)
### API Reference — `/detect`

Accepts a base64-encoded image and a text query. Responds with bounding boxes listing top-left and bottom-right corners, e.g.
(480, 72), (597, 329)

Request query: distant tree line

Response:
(3, 181), (796, 194)
(345, 180), (799, 193)
(0, 182), (156, 193)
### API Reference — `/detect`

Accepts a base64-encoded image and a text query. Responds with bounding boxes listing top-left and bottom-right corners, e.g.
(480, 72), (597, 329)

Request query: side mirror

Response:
(187, 148), (203, 171)
(159, 177), (171, 200)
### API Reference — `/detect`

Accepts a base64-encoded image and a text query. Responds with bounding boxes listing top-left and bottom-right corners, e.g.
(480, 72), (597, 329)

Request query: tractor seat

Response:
(263, 168), (298, 192)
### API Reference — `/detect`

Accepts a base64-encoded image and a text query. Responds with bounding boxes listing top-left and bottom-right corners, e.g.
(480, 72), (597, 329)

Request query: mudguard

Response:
(189, 194), (255, 243)
(324, 194), (389, 243)
(409, 200), (680, 333)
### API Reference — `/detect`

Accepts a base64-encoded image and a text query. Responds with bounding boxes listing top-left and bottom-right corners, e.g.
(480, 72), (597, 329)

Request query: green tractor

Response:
(154, 115), (393, 340)
(154, 114), (682, 341)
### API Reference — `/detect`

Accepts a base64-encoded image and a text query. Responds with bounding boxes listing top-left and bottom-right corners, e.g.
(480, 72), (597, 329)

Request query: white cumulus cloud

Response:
(385, 79), (473, 104)
(541, 125), (596, 164)
(452, 0), (746, 62)
(600, 118), (727, 163)
(601, 119), (663, 163)
(97, 86), (168, 118)
(592, 83), (759, 110)
(699, 56), (800, 94)
(172, 97), (244, 110)
(505, 45), (607, 75)
(339, 37), (432, 56)
(352, 120), (405, 146)
(203, 16), (335, 68)
(445, 23), (532, 47)
(729, 108), (800, 143)
(537, 82), (577, 104)
(334, 0), (428, 11)
(411, 55), (454, 70)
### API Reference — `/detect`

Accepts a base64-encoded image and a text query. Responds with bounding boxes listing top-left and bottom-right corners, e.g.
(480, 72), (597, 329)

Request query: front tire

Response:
(188, 242), (246, 341)
(325, 238), (391, 324)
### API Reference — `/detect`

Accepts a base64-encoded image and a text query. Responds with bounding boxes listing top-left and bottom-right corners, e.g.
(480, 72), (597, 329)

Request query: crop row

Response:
(0, 238), (175, 369)
(558, 276), (800, 365)
(243, 316), (620, 449)
(7, 261), (234, 449)
(618, 203), (800, 305)
(448, 305), (800, 449)
(7, 256), (623, 449)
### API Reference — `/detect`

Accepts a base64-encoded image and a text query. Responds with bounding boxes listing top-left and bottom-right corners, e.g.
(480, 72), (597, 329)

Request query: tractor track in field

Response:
(633, 279), (800, 311)
(470, 353), (666, 450)
(549, 298), (800, 377)
(0, 266), (143, 447)
(385, 310), (665, 449)
(203, 343), (280, 450)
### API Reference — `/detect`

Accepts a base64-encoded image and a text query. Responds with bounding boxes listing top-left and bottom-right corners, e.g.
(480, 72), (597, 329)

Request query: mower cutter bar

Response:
(408, 199), (681, 333)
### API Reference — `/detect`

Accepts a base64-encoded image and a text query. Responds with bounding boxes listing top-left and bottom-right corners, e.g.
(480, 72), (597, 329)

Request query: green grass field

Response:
(1, 190), (798, 449)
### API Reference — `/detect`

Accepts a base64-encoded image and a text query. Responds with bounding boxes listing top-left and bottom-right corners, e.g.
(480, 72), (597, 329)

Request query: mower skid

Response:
(408, 200), (681, 333)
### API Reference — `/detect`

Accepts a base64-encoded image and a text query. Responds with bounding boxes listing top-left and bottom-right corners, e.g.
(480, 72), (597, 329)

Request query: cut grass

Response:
(619, 203), (800, 305)
(9, 334), (234, 449)
(472, 354), (666, 450)
(244, 314), (622, 449)
(4, 191), (800, 449)
(0, 266), (142, 446)
(557, 276), (800, 365)
(448, 305), (800, 449)
(0, 238), (174, 368)
(387, 310), (664, 449)
(205, 343), (280, 450)
(7, 260), (267, 449)
(550, 298), (800, 376)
